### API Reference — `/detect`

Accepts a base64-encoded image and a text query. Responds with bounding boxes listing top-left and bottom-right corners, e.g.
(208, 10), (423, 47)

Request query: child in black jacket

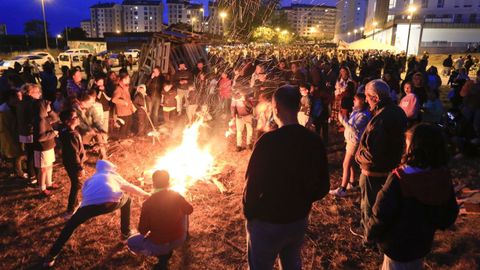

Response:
(59, 109), (86, 219)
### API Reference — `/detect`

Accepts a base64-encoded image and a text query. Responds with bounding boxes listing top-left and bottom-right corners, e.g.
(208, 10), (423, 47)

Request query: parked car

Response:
(65, 48), (91, 54)
(108, 54), (120, 67)
(124, 48), (140, 59)
(0, 54), (50, 73)
(124, 48), (140, 64)
(31, 51), (56, 64)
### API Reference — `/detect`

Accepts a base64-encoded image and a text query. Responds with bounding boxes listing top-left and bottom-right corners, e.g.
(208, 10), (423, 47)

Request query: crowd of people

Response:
(0, 44), (477, 269)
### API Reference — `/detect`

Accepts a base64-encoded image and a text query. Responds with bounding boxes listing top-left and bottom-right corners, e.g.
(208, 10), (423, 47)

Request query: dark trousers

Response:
(48, 196), (131, 258)
(135, 111), (148, 135)
(359, 174), (387, 240)
(25, 142), (36, 178)
(314, 118), (329, 145)
(150, 97), (162, 125)
(65, 167), (81, 213)
(118, 115), (132, 138)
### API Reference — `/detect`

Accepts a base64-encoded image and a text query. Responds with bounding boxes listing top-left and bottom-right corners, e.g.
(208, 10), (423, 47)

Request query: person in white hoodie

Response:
(44, 160), (150, 267)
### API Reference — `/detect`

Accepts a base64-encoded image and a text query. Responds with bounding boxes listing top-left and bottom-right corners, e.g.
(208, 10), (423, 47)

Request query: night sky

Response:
(0, 0), (335, 36)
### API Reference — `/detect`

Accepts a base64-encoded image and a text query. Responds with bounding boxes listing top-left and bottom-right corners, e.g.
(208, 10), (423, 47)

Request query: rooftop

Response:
(90, 2), (117, 9)
(122, 0), (162, 5)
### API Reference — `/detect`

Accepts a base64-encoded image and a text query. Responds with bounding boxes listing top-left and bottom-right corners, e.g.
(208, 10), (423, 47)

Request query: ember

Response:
(144, 120), (215, 195)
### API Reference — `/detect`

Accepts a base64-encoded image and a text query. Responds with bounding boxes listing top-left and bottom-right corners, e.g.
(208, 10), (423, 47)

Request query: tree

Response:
(24, 19), (48, 37)
(252, 26), (276, 43)
(62, 27), (87, 40)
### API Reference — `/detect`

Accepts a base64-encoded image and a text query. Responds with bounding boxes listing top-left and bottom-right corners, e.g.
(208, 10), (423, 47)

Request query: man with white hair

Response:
(43, 160), (150, 267)
(355, 79), (407, 244)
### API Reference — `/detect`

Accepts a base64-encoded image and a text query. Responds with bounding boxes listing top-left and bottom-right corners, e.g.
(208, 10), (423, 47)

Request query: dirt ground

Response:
(1, 114), (479, 270)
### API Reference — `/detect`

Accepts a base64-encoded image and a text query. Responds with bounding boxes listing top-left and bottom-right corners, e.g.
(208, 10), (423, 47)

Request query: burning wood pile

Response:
(138, 120), (234, 195)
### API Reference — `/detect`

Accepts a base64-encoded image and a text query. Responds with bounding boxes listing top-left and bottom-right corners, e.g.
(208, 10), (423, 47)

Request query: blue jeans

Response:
(127, 216), (188, 256)
(246, 218), (307, 270)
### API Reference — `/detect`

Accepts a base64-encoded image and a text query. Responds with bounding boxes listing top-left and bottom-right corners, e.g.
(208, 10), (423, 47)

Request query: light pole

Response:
(191, 17), (197, 33)
(347, 31), (351, 42)
(40, 0), (49, 50)
(219, 11), (227, 36)
(200, 8), (204, 32)
(56, 34), (61, 49)
(405, 5), (417, 56)
(372, 21), (378, 40)
(353, 29), (358, 40)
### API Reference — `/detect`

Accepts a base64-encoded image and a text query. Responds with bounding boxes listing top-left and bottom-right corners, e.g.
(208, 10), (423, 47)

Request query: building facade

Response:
(205, 1), (223, 35)
(279, 4), (337, 40)
(89, 1), (163, 38)
(90, 3), (123, 38)
(363, 0), (480, 54)
(166, 0), (203, 31)
(335, 0), (368, 42)
(80, 20), (92, 37)
(122, 0), (163, 33)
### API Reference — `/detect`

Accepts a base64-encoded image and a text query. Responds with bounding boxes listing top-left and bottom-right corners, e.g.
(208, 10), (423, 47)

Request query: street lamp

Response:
(372, 21), (378, 40)
(56, 34), (61, 49)
(191, 17), (197, 32)
(405, 5), (417, 56)
(219, 11), (227, 36)
(200, 8), (204, 31)
(40, 0), (49, 50)
(354, 29), (358, 40)
(275, 27), (280, 32)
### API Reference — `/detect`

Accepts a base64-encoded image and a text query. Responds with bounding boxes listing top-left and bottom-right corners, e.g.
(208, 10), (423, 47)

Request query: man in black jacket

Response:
(355, 79), (407, 242)
(59, 109), (86, 219)
(243, 85), (330, 270)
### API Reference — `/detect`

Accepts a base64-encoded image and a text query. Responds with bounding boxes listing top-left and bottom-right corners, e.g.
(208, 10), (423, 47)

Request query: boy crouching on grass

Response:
(128, 170), (193, 270)
(59, 109), (86, 219)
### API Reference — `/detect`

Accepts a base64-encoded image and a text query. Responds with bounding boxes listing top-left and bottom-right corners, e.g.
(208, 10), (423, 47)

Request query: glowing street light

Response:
(360, 26), (364, 31)
(199, 8), (205, 31)
(275, 27), (281, 32)
(116, 30), (121, 34)
(281, 30), (288, 35)
(406, 5), (417, 56)
(219, 11), (227, 36)
(55, 34), (62, 49)
(191, 17), (197, 32)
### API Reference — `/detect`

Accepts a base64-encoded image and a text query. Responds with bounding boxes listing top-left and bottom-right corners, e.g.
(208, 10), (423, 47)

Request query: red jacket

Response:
(218, 78), (232, 99)
(138, 189), (193, 244)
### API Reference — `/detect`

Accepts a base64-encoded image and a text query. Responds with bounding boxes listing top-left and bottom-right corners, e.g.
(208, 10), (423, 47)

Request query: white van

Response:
(58, 52), (89, 70)
(65, 48), (91, 54)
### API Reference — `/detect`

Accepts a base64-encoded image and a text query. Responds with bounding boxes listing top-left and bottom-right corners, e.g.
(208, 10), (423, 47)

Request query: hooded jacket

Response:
(81, 160), (128, 207)
(33, 100), (58, 151)
(366, 166), (458, 262)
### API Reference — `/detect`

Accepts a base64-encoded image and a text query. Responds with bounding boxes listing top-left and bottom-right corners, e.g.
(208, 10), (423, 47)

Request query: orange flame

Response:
(145, 120), (214, 195)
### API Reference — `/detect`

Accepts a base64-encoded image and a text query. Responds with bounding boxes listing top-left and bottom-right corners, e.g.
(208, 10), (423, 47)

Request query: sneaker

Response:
(329, 187), (347, 197)
(29, 177), (38, 185)
(347, 182), (358, 191)
(43, 256), (56, 268)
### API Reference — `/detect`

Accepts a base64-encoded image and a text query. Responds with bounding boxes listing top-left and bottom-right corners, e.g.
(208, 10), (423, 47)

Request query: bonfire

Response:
(143, 120), (216, 195)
